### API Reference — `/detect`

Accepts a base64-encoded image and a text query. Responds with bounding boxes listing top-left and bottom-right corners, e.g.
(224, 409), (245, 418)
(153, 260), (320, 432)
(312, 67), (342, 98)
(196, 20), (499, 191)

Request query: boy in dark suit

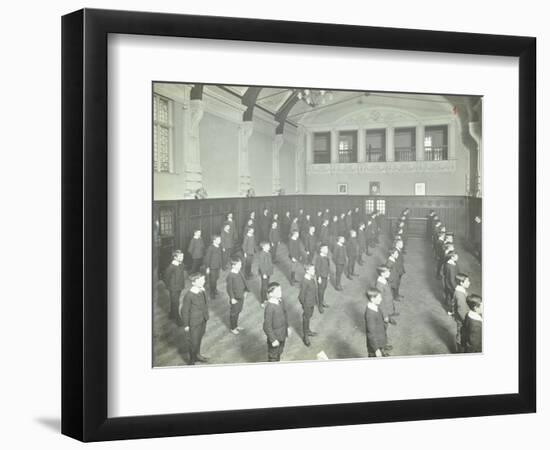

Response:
(204, 235), (223, 298)
(315, 244), (330, 314)
(187, 229), (205, 274)
(180, 273), (210, 365)
(300, 213), (312, 242)
(258, 241), (274, 306)
(461, 294), (483, 353)
(289, 217), (300, 241)
(282, 211), (291, 243)
(263, 282), (290, 362)
(314, 210), (323, 233)
(221, 223), (234, 270)
(365, 218), (376, 254)
(443, 252), (459, 315)
(226, 258), (248, 335)
(387, 248), (404, 303)
(304, 225), (317, 264)
(223, 212), (238, 248)
(298, 264), (319, 346)
(352, 207), (361, 230)
(453, 273), (470, 352)
(472, 216), (482, 261)
(345, 230), (359, 278)
(364, 288), (389, 357)
(314, 244), (331, 312)
(338, 212), (347, 237)
(329, 216), (339, 252)
(426, 210), (436, 238)
(241, 228), (256, 279)
(163, 249), (185, 323)
(332, 236), (347, 291)
(259, 208), (271, 243)
(376, 265), (397, 329)
(288, 230), (305, 285)
(269, 220), (281, 262)
(357, 223), (367, 265)
(318, 219), (330, 247)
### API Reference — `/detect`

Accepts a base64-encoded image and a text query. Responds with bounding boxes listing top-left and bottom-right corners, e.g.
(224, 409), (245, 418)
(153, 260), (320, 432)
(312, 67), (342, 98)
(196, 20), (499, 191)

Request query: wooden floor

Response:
(153, 235), (482, 367)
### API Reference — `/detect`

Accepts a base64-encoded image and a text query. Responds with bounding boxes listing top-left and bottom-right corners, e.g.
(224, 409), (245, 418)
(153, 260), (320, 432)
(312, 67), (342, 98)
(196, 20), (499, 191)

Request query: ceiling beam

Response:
(241, 87), (263, 121)
(190, 84), (203, 100)
(275, 90), (300, 134)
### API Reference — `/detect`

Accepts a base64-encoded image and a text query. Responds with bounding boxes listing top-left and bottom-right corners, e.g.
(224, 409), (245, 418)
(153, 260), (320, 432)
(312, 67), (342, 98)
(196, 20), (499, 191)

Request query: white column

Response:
(238, 121), (254, 196)
(305, 130), (313, 164)
(449, 121), (457, 160)
(330, 129), (339, 163)
(416, 124), (425, 161)
(272, 134), (284, 194)
(183, 99), (204, 198)
(357, 128), (366, 163)
(295, 127), (306, 193)
(386, 126), (395, 162)
(468, 121), (482, 197)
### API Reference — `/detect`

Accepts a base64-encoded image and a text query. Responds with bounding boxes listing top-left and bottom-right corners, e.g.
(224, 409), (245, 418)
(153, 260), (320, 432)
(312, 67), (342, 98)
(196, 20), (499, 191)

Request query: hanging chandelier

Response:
(296, 89), (334, 107)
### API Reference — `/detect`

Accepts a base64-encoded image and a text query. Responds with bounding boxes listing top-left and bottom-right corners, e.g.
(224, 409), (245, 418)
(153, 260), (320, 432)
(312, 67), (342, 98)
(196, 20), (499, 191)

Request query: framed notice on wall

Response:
(62, 8), (536, 442)
(415, 182), (426, 195)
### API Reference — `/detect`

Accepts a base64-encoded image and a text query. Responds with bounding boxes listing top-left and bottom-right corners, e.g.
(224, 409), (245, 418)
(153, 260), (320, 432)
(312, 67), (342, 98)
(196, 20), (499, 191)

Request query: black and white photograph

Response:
(152, 83), (483, 367)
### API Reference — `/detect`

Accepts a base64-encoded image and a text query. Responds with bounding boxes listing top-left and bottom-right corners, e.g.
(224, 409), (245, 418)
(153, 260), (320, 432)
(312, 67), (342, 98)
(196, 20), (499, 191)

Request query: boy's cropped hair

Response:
(366, 288), (381, 301)
(189, 273), (204, 283)
(466, 294), (482, 310)
(230, 257), (242, 266)
(455, 273), (469, 285)
(376, 265), (389, 275)
(172, 249), (183, 259)
(267, 282), (281, 295)
(212, 234), (220, 241)
(193, 228), (201, 234)
(304, 263), (314, 271)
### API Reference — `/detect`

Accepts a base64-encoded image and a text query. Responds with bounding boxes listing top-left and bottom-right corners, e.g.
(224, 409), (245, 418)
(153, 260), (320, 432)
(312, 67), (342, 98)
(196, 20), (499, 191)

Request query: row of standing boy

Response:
(163, 207), (481, 364)
(428, 210), (483, 353)
(163, 207), (387, 364)
(364, 209), (483, 358)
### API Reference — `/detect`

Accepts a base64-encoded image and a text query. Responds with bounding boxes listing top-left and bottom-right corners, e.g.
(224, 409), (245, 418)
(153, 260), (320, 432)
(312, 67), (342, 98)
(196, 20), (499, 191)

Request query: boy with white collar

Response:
(452, 273), (471, 352)
(269, 221), (280, 263)
(187, 229), (205, 274)
(164, 249), (185, 323)
(332, 236), (347, 291)
(443, 252), (459, 315)
(461, 294), (483, 353)
(288, 230), (305, 286)
(298, 264), (318, 347)
(376, 265), (397, 329)
(263, 282), (291, 362)
(204, 235), (223, 299)
(242, 227), (256, 280)
(314, 244), (331, 312)
(387, 248), (404, 303)
(226, 258), (248, 335)
(180, 273), (210, 365)
(364, 288), (390, 357)
(258, 241), (274, 305)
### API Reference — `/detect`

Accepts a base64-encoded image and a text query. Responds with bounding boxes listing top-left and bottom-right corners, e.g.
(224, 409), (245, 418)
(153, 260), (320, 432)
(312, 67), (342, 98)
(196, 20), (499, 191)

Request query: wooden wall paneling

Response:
(153, 195), (481, 269)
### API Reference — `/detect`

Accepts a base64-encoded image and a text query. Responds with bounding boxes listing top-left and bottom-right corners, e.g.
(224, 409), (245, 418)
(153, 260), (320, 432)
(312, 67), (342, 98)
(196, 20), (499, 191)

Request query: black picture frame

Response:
(62, 8), (536, 442)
